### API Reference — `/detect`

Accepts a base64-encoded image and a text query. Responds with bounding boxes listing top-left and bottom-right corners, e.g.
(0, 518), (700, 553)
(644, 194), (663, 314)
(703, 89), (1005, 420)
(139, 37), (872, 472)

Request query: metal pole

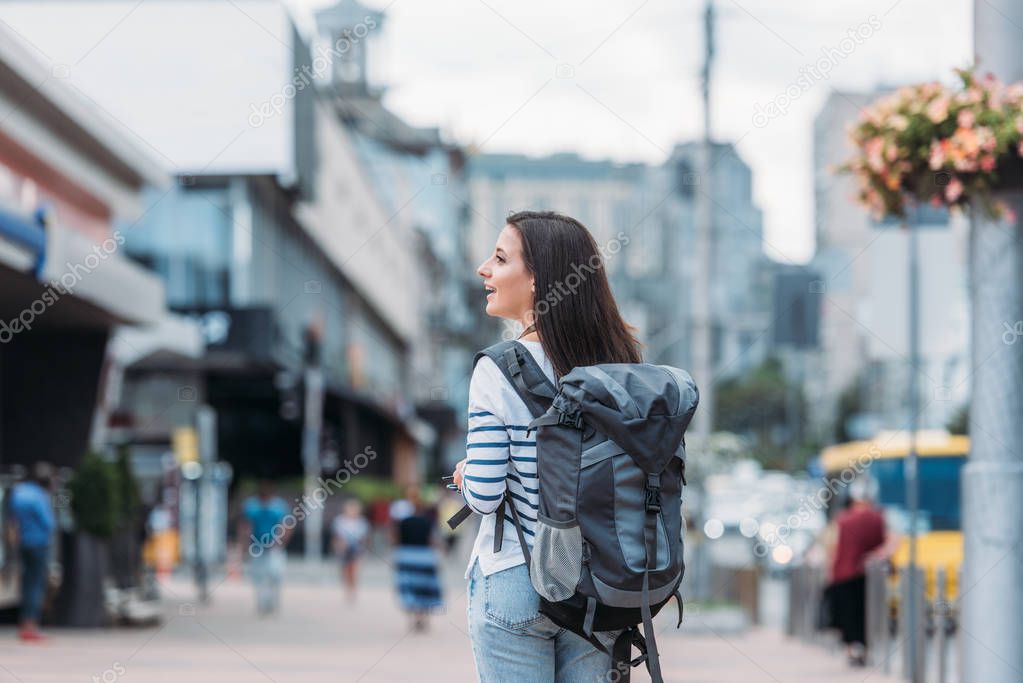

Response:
(914, 566), (927, 682)
(879, 562), (891, 672)
(786, 566), (796, 636)
(784, 348), (804, 469)
(866, 561), (882, 668)
(691, 0), (716, 442)
(900, 566), (925, 679)
(935, 567), (948, 683)
(196, 405), (216, 604)
(302, 365), (324, 561)
(965, 6), (1023, 681)
(905, 221), (922, 683)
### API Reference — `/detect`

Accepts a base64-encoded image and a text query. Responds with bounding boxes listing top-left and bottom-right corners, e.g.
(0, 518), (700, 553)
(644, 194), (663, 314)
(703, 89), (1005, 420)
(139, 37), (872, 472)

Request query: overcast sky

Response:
(1, 0), (975, 263)
(298, 0), (973, 263)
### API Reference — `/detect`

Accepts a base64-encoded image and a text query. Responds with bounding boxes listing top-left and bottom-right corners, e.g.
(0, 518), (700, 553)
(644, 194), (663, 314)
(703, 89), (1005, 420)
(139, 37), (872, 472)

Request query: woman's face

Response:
(477, 225), (535, 323)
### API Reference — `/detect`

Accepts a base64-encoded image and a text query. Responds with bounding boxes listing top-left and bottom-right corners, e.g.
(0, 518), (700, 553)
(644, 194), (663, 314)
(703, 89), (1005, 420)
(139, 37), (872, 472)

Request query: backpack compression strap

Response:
(641, 472), (665, 683)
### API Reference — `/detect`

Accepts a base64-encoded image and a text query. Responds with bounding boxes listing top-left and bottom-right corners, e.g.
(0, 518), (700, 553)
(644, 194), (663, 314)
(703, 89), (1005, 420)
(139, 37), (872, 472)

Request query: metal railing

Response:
(788, 562), (960, 682)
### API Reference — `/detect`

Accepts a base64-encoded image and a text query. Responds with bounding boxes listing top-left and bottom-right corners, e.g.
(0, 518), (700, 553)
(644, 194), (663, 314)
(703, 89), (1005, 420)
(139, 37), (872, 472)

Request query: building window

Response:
(122, 185), (232, 308)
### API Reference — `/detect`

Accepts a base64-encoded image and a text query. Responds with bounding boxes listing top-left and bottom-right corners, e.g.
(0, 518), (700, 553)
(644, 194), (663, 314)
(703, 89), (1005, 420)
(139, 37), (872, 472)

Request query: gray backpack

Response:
(449, 340), (699, 682)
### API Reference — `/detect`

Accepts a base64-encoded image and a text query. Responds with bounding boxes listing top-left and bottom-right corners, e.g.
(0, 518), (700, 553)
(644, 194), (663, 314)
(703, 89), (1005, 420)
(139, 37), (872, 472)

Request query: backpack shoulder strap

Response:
(474, 340), (556, 419)
(448, 341), (557, 541)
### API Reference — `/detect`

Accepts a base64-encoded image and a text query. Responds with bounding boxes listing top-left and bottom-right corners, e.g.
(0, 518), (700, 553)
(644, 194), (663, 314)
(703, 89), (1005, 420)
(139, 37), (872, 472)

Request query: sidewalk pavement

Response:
(0, 554), (904, 682)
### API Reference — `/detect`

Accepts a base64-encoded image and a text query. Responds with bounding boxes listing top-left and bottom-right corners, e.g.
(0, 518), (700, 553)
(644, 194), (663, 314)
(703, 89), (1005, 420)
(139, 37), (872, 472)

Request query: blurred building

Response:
(465, 152), (657, 344)
(653, 142), (774, 377)
(465, 143), (774, 387)
(313, 0), (482, 478)
(0, 24), (168, 470)
(0, 0), (482, 485)
(809, 90), (970, 442)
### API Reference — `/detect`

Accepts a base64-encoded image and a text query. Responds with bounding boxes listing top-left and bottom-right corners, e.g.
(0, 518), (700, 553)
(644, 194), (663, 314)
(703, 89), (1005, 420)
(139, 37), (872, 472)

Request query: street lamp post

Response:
(302, 324), (325, 561)
(905, 220), (923, 683)
(194, 405), (217, 604)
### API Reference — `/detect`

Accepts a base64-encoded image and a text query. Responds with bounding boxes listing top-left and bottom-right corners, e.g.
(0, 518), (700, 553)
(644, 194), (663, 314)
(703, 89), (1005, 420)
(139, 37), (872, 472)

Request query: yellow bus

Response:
(820, 430), (966, 600)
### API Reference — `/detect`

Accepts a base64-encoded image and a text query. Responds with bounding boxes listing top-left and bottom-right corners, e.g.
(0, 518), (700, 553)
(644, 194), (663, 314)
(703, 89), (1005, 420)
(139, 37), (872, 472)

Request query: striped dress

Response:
(461, 339), (556, 579)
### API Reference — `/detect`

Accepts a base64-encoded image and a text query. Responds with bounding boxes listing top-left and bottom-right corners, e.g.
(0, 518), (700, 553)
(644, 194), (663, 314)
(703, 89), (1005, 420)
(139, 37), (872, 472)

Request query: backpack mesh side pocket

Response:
(530, 518), (582, 602)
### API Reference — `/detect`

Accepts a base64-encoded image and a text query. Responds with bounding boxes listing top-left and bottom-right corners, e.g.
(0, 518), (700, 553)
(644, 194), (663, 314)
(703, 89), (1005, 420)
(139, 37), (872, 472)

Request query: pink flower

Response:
(955, 126), (980, 156)
(859, 109), (878, 125)
(865, 137), (885, 172)
(978, 127), (997, 152)
(957, 109), (976, 128)
(929, 140), (946, 170)
(988, 88), (1005, 109)
(981, 155), (997, 172)
(926, 96), (950, 123)
(945, 177), (964, 203)
(954, 156), (978, 172)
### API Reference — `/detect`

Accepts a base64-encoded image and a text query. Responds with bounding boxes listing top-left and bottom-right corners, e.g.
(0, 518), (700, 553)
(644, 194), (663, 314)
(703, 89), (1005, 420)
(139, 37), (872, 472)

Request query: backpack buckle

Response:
(558, 410), (582, 429)
(644, 478), (662, 513)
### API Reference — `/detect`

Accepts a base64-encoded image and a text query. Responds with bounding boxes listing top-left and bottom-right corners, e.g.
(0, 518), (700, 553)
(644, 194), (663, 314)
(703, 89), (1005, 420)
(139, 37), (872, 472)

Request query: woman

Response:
(392, 487), (443, 632)
(824, 477), (898, 667)
(332, 498), (369, 604)
(452, 210), (641, 682)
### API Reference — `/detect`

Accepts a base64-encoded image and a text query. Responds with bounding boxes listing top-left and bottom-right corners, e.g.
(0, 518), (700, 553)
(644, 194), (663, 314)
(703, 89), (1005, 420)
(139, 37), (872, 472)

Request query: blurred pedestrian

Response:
(389, 486), (415, 524)
(6, 462), (55, 643)
(392, 487), (443, 631)
(237, 480), (292, 616)
(332, 498), (369, 604)
(825, 477), (899, 666)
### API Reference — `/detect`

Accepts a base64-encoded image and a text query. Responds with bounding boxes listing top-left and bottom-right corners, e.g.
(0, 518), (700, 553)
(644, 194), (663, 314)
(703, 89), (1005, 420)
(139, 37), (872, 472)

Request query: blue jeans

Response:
(19, 544), (48, 624)
(249, 548), (285, 614)
(467, 560), (620, 683)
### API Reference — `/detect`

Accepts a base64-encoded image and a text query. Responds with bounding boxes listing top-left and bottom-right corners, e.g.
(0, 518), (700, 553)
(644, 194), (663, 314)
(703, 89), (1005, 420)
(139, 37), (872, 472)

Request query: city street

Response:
(0, 555), (903, 683)
(3, 0), (1018, 680)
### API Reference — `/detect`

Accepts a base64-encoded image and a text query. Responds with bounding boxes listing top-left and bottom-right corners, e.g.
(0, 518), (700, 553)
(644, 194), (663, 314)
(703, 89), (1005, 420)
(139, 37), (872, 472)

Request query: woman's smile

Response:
(476, 225), (534, 323)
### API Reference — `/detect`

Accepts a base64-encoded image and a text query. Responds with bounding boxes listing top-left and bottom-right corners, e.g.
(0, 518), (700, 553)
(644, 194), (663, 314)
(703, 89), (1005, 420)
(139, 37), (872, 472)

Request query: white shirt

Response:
(461, 340), (555, 579)
(332, 515), (369, 546)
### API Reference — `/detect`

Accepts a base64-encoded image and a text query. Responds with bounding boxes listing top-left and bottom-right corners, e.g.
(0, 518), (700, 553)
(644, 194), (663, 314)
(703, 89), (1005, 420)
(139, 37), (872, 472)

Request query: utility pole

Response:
(963, 4), (1023, 681)
(691, 0), (716, 443)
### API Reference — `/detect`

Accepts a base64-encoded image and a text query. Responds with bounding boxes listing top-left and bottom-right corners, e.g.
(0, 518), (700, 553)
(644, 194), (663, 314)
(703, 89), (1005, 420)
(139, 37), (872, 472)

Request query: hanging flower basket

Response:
(836, 67), (1023, 221)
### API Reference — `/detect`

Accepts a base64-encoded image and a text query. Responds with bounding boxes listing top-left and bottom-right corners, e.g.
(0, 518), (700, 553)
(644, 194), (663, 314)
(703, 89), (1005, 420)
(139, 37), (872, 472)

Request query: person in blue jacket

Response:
(7, 463), (56, 642)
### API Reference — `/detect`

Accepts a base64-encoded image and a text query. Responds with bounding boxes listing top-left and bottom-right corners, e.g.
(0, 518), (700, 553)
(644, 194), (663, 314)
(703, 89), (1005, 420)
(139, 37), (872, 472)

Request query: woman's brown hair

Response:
(506, 210), (642, 378)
